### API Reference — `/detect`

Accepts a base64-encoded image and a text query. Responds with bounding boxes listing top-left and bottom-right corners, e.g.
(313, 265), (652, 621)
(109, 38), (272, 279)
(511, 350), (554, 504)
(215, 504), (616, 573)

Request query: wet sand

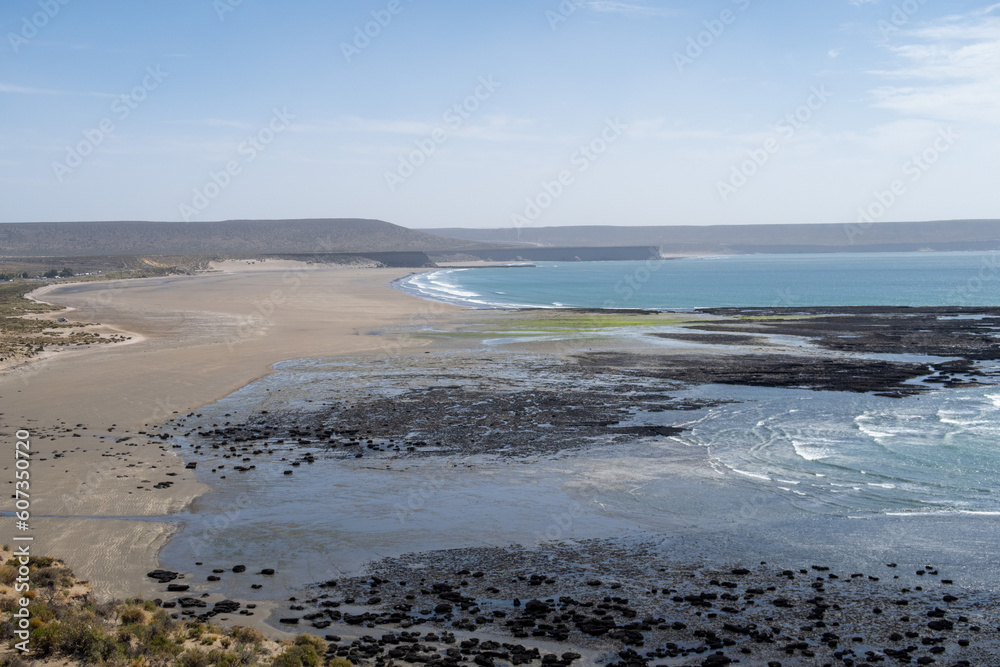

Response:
(0, 261), (463, 601)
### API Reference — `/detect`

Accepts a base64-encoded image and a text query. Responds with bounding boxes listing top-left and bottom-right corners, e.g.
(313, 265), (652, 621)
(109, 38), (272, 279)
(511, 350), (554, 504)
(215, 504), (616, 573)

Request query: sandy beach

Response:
(0, 261), (462, 601)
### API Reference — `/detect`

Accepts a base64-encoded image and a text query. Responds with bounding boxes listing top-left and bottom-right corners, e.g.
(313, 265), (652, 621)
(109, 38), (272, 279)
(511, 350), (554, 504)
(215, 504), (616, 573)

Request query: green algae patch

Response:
(411, 311), (722, 342)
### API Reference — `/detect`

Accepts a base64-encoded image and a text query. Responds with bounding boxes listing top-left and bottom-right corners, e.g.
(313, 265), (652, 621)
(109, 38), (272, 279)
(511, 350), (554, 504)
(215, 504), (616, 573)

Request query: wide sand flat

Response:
(0, 263), (458, 599)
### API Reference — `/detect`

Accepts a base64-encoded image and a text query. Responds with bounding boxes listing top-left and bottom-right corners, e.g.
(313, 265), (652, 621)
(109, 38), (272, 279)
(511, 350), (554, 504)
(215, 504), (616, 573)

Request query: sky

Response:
(1, 0), (998, 229)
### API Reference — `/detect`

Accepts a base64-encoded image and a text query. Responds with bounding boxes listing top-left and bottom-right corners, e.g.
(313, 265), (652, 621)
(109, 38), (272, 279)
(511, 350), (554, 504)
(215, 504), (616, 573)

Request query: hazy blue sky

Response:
(2, 0), (998, 228)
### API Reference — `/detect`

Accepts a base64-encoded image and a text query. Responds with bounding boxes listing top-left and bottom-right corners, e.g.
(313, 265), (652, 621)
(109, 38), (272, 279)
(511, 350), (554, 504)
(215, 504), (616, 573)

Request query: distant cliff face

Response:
(422, 220), (1000, 254)
(440, 246), (661, 262)
(0, 219), (482, 257)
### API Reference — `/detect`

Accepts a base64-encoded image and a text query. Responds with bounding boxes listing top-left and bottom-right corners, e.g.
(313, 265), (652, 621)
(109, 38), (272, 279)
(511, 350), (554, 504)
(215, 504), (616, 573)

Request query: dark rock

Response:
(147, 569), (179, 583)
(702, 653), (733, 666)
(213, 600), (240, 614)
(177, 597), (207, 608)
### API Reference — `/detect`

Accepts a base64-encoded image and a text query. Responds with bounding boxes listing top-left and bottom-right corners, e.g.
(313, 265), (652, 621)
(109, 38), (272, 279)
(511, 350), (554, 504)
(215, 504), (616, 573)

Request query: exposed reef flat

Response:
(572, 351), (987, 398)
(691, 307), (1000, 361)
(160, 353), (722, 460)
(152, 538), (999, 666)
(141, 305), (1000, 665)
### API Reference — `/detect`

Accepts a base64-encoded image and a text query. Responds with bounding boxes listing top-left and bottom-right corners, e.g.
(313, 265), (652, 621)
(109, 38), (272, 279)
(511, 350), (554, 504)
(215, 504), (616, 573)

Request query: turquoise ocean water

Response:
(396, 252), (1000, 309)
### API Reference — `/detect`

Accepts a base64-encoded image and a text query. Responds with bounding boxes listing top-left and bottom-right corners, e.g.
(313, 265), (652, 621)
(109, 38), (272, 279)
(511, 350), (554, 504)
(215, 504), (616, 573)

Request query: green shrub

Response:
(117, 622), (151, 644)
(27, 601), (55, 623)
(28, 623), (62, 656)
(120, 605), (147, 624)
(32, 566), (72, 589)
(293, 634), (325, 653)
(93, 599), (119, 618)
(207, 648), (241, 667)
(270, 644), (319, 667)
(27, 556), (58, 568)
(64, 622), (121, 662)
(229, 626), (265, 645)
(0, 654), (29, 667)
(175, 648), (211, 667)
(236, 644), (262, 665)
(149, 632), (183, 657)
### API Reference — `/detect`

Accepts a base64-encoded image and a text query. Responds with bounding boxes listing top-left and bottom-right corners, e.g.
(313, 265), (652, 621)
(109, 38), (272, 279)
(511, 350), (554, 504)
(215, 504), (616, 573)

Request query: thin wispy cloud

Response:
(626, 118), (725, 142)
(5, 39), (93, 51)
(869, 6), (1000, 123)
(337, 115), (554, 143)
(0, 83), (113, 98)
(0, 83), (70, 96)
(584, 1), (676, 18)
(166, 118), (260, 130)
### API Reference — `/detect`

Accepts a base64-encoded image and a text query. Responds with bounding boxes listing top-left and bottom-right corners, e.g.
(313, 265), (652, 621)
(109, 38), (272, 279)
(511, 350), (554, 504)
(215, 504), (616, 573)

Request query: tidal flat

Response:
(147, 307), (1000, 665)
